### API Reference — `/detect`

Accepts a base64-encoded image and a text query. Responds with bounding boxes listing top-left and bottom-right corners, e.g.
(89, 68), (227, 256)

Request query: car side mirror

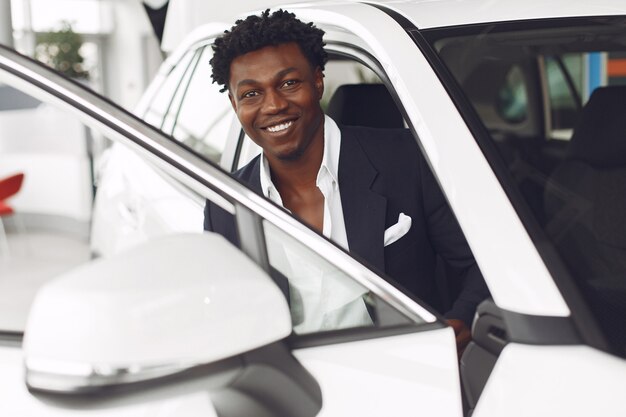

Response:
(22, 233), (292, 393)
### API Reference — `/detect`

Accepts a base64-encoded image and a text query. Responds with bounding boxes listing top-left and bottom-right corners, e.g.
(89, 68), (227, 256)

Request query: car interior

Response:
(326, 83), (404, 129)
(435, 25), (626, 357)
(544, 85), (626, 356)
(427, 27), (626, 414)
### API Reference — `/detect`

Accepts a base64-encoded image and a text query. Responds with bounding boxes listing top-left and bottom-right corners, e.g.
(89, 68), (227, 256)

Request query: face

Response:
(228, 42), (324, 162)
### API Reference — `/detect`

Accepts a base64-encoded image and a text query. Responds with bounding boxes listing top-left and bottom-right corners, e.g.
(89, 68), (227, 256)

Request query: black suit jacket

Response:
(204, 125), (489, 325)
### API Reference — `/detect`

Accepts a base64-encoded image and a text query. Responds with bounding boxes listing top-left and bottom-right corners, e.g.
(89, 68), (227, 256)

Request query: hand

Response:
(447, 319), (471, 360)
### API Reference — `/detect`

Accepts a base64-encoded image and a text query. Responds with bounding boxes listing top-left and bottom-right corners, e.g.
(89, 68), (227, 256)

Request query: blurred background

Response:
(0, 0), (315, 110)
(1, 0), (165, 110)
(0, 0), (317, 331)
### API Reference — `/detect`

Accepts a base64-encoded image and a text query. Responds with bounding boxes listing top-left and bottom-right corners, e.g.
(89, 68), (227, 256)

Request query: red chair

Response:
(0, 173), (25, 253)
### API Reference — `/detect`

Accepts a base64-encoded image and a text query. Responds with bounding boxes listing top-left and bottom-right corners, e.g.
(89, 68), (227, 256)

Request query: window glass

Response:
(0, 90), (94, 332)
(171, 46), (232, 163)
(142, 49), (195, 130)
(0, 72), (205, 334)
(429, 19), (626, 357)
(263, 221), (412, 334)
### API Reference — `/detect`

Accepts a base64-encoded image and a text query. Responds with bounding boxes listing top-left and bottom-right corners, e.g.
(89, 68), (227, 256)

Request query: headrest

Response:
(568, 86), (626, 168)
(326, 84), (404, 128)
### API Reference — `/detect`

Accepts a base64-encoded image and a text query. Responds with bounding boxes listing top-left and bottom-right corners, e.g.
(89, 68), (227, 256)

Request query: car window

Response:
(170, 46), (232, 163)
(428, 18), (626, 357)
(142, 49), (195, 130)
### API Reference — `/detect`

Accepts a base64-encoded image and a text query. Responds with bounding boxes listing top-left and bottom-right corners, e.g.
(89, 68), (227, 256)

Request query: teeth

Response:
(267, 121), (292, 132)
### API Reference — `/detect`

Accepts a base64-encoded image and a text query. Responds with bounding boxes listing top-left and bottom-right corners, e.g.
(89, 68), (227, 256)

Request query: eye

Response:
(241, 90), (259, 99)
(282, 79), (299, 88)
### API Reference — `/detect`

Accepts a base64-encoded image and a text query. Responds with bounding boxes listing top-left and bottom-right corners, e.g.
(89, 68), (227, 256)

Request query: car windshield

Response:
(426, 17), (626, 355)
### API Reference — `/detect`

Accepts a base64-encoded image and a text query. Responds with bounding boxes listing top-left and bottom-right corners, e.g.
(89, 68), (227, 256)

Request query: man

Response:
(204, 9), (489, 353)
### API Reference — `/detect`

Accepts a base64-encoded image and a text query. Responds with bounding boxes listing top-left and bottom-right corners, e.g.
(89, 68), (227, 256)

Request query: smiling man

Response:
(204, 9), (489, 353)
(227, 41), (327, 231)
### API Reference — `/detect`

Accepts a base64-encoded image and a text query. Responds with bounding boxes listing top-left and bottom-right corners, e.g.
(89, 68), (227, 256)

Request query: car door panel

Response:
(293, 328), (462, 417)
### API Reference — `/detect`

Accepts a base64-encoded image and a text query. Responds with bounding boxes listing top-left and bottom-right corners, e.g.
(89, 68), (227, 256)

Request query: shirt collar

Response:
(260, 115), (341, 201)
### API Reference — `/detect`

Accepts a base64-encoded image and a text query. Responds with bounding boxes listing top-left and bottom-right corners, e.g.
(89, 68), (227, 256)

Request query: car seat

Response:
(544, 85), (626, 356)
(326, 83), (404, 128)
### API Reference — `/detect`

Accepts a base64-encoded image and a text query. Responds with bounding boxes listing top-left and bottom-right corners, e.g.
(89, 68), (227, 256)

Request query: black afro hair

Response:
(210, 9), (328, 92)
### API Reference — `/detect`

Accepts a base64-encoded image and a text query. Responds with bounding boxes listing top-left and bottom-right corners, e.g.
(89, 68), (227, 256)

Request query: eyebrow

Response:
(235, 67), (298, 89)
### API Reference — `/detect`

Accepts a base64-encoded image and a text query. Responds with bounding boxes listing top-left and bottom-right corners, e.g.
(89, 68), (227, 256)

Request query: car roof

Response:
(162, 0), (626, 52)
(378, 0), (626, 29)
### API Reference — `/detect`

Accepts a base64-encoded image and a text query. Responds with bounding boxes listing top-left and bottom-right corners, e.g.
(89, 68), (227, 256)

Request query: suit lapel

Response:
(338, 127), (387, 272)
(245, 139), (387, 271)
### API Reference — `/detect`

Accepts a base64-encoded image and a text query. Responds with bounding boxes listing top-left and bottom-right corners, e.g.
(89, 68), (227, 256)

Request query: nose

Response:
(262, 89), (288, 114)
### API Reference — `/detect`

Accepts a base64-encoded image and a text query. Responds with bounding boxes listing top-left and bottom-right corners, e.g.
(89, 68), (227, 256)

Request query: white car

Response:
(2, 0), (626, 416)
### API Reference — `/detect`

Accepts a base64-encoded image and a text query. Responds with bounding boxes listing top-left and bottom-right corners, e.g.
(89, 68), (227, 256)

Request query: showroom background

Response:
(0, 0), (318, 110)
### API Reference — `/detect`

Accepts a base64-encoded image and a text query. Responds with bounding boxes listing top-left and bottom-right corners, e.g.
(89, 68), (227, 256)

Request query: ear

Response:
(314, 67), (324, 100)
(228, 92), (237, 112)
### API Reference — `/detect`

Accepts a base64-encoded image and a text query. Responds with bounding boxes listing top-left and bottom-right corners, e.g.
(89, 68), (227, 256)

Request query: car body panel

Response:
(475, 344), (626, 417)
(293, 328), (462, 416)
(381, 0), (626, 29)
(161, 0), (626, 52)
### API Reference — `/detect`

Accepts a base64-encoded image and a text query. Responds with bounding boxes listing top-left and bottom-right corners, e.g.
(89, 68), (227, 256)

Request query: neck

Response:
(269, 143), (323, 193)
(267, 127), (324, 194)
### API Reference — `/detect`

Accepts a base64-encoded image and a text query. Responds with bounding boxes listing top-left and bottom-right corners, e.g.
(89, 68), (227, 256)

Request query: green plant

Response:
(35, 21), (89, 79)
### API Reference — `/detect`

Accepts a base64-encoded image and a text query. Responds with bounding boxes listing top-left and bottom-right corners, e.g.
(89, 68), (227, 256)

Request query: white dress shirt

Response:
(260, 115), (372, 334)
